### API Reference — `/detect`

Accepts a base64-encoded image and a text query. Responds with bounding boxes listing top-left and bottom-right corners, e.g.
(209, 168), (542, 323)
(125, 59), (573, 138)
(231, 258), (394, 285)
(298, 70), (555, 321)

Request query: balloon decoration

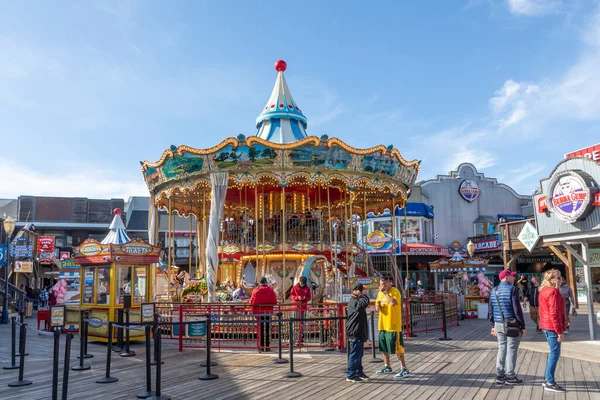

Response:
(477, 272), (492, 298)
(52, 279), (68, 304)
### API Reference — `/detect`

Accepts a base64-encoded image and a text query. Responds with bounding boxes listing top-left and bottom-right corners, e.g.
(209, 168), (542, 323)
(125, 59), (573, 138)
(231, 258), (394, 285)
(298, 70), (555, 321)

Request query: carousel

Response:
(141, 60), (421, 303)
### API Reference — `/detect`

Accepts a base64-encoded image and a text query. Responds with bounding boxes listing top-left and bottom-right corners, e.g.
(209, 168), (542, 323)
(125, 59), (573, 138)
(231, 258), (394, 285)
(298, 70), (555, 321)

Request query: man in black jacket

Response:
(524, 277), (541, 333)
(346, 283), (370, 383)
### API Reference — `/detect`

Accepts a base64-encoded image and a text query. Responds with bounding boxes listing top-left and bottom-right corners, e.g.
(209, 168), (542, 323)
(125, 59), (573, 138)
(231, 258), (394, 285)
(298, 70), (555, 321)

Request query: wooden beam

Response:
(548, 245), (569, 266)
(567, 250), (578, 309)
(560, 242), (586, 265)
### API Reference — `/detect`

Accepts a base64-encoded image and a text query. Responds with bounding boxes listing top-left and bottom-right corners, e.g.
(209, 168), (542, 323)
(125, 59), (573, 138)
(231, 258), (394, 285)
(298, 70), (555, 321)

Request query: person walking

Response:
(346, 283), (370, 383)
(525, 277), (541, 333)
(539, 269), (567, 393)
(39, 286), (49, 309)
(250, 276), (278, 352)
(489, 269), (526, 385)
(375, 276), (409, 378)
(558, 279), (576, 334)
(290, 276), (312, 343)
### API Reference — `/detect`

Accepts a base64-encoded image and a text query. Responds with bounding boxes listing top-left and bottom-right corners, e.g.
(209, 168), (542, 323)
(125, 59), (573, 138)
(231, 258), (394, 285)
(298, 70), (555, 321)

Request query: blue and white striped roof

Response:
(256, 60), (308, 144)
(101, 210), (131, 245)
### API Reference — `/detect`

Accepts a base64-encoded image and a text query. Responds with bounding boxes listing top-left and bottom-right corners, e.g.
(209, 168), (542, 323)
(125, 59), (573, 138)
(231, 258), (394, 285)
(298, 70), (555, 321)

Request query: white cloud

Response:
(490, 79), (521, 111)
(509, 163), (546, 183)
(506, 0), (562, 16)
(0, 159), (148, 199)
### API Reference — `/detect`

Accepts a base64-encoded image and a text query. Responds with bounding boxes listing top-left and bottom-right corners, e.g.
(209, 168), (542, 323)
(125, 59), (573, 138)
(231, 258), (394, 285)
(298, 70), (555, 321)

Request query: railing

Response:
(0, 278), (35, 316)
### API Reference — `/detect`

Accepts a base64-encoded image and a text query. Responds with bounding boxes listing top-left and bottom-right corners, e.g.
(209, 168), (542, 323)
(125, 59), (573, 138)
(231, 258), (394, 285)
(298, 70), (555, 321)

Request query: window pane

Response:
(83, 268), (95, 304)
(474, 223), (484, 236)
(97, 267), (110, 305)
(134, 267), (147, 303)
(116, 266), (132, 305)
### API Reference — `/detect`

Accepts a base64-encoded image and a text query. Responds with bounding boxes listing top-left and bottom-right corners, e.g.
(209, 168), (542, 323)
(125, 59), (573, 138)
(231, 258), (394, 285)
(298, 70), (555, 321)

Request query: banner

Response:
(37, 236), (55, 254)
(14, 261), (33, 273)
(0, 244), (5, 266)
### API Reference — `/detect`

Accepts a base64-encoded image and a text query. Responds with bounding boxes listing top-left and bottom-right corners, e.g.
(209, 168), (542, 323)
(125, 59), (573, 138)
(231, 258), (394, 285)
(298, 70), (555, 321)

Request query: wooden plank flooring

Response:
(0, 314), (599, 400)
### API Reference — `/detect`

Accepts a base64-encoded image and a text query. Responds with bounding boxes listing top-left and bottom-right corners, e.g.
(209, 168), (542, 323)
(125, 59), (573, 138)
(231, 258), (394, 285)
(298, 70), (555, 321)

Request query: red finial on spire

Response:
(114, 208), (122, 216)
(275, 60), (287, 72)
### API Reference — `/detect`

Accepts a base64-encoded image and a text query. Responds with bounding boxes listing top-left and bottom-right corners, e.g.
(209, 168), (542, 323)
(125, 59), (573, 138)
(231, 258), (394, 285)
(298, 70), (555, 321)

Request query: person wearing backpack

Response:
(488, 269), (526, 385)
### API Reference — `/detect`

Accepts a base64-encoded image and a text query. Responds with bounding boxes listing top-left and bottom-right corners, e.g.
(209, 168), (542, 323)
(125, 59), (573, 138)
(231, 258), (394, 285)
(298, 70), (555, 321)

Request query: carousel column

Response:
(363, 192), (369, 273)
(281, 184), (287, 303)
(344, 190), (349, 273)
(327, 185), (335, 299)
(349, 189), (354, 274)
(206, 173), (229, 303)
(403, 195), (409, 294)
(201, 191), (207, 278)
(318, 183), (323, 250)
(261, 185), (266, 277)
(167, 198), (173, 300)
(189, 214), (193, 276)
(255, 185), (259, 277)
(390, 194), (401, 292)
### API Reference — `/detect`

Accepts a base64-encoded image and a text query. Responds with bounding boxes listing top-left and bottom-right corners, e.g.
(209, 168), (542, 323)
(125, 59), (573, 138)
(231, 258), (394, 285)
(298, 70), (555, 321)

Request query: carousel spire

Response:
(256, 60), (308, 144)
(101, 208), (131, 245)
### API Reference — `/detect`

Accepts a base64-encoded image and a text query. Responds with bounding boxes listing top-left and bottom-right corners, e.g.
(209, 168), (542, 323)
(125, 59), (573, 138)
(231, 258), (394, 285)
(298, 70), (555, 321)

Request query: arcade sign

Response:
(459, 179), (480, 202)
(473, 236), (502, 253)
(545, 170), (599, 223)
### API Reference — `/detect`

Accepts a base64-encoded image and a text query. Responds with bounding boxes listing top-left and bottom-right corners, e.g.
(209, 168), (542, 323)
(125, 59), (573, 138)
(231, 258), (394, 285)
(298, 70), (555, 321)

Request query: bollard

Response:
(96, 322), (118, 383)
(8, 323), (32, 387)
(273, 313), (288, 364)
(283, 317), (302, 378)
(199, 316), (217, 368)
(113, 309), (124, 352)
(439, 302), (452, 341)
(368, 311), (383, 363)
(199, 318), (219, 380)
(151, 313), (163, 366)
(121, 309), (136, 357)
(16, 313), (29, 357)
(3, 317), (19, 370)
(72, 321), (91, 371)
(148, 329), (170, 400)
(137, 325), (155, 399)
(51, 328), (61, 400)
(80, 314), (93, 359)
(62, 333), (73, 400)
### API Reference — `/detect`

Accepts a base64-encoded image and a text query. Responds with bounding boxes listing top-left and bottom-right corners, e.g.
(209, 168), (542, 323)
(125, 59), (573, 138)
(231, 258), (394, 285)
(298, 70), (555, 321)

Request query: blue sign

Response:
(10, 245), (33, 258)
(0, 244), (6, 265)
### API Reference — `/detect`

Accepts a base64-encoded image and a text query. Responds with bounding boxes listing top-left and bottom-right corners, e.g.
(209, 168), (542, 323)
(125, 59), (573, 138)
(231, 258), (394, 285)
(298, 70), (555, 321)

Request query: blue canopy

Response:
(394, 203), (434, 219)
(497, 214), (526, 221)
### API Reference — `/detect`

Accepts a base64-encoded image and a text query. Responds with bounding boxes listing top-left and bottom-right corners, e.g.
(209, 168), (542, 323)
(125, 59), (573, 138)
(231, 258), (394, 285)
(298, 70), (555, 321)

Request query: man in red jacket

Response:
(538, 269), (567, 393)
(250, 276), (278, 352)
(290, 276), (312, 343)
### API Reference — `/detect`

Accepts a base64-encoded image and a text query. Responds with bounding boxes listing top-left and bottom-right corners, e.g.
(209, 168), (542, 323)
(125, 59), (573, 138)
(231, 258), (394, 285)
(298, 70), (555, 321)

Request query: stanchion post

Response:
(199, 318), (218, 380)
(137, 324), (155, 398)
(62, 333), (73, 400)
(96, 322), (118, 384)
(114, 309), (124, 352)
(8, 323), (32, 387)
(3, 317), (19, 370)
(151, 313), (163, 366)
(439, 301), (452, 341)
(273, 312), (288, 364)
(81, 312), (93, 359)
(72, 320), (91, 371)
(16, 313), (29, 357)
(368, 311), (383, 363)
(283, 317), (301, 378)
(51, 328), (60, 400)
(121, 308), (136, 357)
(147, 329), (170, 400)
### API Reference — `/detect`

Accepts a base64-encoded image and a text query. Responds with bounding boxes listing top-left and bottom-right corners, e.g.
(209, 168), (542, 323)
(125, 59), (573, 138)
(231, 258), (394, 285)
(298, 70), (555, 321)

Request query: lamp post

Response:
(2, 216), (16, 324)
(466, 239), (475, 259)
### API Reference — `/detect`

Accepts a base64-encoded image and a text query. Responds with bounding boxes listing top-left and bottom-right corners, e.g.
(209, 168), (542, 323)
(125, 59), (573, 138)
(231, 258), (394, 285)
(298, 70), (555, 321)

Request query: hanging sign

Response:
(141, 303), (155, 323)
(0, 244), (5, 265)
(565, 143), (600, 162)
(518, 222), (540, 252)
(37, 236), (55, 254)
(459, 179), (480, 202)
(546, 170), (599, 223)
(60, 251), (70, 260)
(10, 245), (33, 258)
(366, 230), (392, 249)
(14, 261), (33, 273)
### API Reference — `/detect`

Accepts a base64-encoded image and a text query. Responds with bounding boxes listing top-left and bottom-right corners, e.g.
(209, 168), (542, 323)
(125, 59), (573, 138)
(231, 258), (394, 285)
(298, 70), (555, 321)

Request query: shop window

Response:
(373, 220), (392, 236)
(474, 222), (498, 236)
(97, 267), (111, 305)
(133, 266), (147, 303)
(116, 266), (132, 305)
(82, 268), (95, 304)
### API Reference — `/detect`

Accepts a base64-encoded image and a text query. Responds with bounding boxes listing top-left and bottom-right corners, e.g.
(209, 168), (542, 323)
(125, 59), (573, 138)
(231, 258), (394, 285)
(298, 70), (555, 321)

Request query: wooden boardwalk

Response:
(0, 312), (599, 400)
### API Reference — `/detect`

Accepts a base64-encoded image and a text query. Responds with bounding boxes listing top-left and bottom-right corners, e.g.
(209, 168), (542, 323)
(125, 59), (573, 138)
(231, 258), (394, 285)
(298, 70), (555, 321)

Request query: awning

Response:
(498, 214), (526, 221)
(394, 203), (434, 219)
(398, 243), (450, 257)
(473, 215), (497, 223)
(430, 267), (488, 273)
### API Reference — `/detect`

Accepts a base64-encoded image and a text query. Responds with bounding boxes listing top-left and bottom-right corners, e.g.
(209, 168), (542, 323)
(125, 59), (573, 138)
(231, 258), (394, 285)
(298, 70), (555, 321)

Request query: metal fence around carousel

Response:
(404, 292), (459, 336)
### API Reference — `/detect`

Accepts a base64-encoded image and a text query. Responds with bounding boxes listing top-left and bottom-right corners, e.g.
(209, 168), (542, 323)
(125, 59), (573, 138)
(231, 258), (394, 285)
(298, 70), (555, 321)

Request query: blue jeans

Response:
(346, 338), (364, 378)
(543, 330), (561, 384)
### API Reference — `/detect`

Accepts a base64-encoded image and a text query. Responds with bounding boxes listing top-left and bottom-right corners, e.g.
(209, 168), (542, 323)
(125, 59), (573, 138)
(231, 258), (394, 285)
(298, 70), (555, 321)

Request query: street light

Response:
(466, 239), (475, 258)
(2, 216), (16, 324)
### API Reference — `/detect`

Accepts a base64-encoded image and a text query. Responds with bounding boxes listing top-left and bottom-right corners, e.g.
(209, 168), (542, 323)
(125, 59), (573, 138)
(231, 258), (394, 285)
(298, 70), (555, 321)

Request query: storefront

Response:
(533, 155), (600, 340)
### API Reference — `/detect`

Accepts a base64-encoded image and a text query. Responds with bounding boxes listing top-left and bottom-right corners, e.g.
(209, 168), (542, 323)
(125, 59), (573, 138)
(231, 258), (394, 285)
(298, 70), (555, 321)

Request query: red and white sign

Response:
(37, 236), (55, 254)
(565, 143), (600, 162)
(60, 251), (70, 260)
(399, 244), (450, 257)
(473, 237), (502, 253)
(538, 196), (548, 213)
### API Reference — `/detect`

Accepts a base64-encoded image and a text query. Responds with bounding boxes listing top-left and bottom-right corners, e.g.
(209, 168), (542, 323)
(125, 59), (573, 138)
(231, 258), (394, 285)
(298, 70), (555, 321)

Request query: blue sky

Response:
(1, 0), (598, 199)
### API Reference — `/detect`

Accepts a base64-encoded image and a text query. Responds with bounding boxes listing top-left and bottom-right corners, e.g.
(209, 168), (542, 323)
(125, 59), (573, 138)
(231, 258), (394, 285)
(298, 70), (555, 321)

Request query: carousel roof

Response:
(101, 208), (131, 245)
(256, 60), (308, 144)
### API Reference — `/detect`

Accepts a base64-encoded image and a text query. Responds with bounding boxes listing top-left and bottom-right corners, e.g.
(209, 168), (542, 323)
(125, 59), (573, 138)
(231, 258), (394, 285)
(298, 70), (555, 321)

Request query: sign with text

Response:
(565, 143), (600, 162)
(141, 303), (155, 323)
(14, 261), (32, 273)
(349, 276), (381, 290)
(37, 236), (55, 254)
(0, 244), (5, 265)
(10, 245), (33, 258)
(50, 306), (66, 328)
(473, 234), (502, 253)
(60, 251), (70, 260)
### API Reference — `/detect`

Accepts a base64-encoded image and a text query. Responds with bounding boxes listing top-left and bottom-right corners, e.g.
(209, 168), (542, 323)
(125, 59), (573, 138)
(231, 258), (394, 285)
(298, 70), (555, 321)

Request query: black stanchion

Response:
(97, 322), (118, 384)
(439, 302), (452, 341)
(16, 313), (29, 357)
(148, 329), (170, 400)
(71, 322), (91, 371)
(113, 309), (124, 352)
(8, 323), (32, 387)
(368, 311), (383, 363)
(121, 308), (136, 357)
(62, 333), (74, 400)
(283, 317), (302, 378)
(137, 325), (155, 399)
(79, 314), (93, 359)
(151, 313), (163, 366)
(3, 317), (19, 370)
(273, 313), (288, 364)
(199, 318), (218, 380)
(51, 328), (61, 400)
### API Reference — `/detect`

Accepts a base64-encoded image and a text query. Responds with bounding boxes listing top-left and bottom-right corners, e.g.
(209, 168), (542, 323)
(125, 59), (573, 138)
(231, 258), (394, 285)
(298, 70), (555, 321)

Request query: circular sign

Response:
(459, 179), (480, 202)
(366, 230), (391, 249)
(547, 170), (598, 223)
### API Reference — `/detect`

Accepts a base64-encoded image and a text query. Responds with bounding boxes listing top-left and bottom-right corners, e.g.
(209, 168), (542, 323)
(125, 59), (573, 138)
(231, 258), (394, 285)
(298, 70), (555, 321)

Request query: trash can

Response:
(477, 302), (488, 319)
